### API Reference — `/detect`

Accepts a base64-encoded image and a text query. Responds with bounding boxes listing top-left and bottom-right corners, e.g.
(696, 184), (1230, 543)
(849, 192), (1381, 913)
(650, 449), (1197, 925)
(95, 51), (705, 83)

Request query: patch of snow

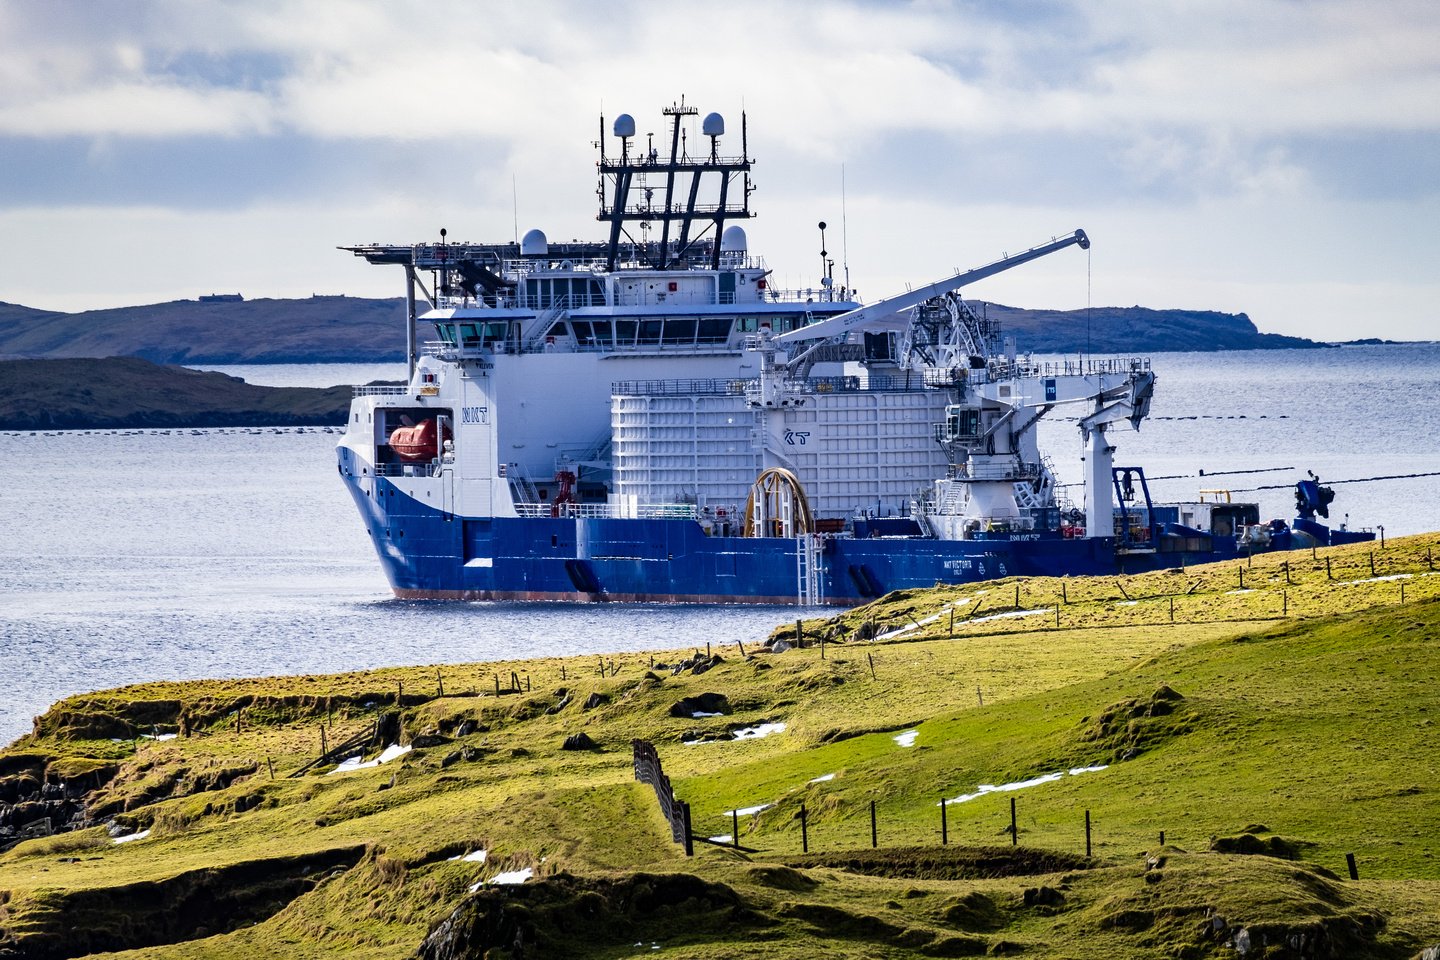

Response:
(488, 867), (534, 885)
(112, 829), (151, 844)
(966, 608), (1051, 624)
(809, 773), (836, 783)
(944, 764), (1110, 805)
(690, 711), (723, 718)
(893, 729), (919, 748)
(723, 803), (773, 817)
(1226, 589), (1256, 595)
(1343, 573), (1414, 585)
(732, 722), (786, 741)
(139, 733), (178, 741)
(328, 743), (413, 775)
(446, 849), (488, 863)
(709, 834), (733, 843)
(1116, 601), (1138, 607)
(945, 772), (1064, 804)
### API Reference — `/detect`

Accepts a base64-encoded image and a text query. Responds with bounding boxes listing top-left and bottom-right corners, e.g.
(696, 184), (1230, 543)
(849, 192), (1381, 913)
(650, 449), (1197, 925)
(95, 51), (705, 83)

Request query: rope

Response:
(1232, 471), (1440, 493)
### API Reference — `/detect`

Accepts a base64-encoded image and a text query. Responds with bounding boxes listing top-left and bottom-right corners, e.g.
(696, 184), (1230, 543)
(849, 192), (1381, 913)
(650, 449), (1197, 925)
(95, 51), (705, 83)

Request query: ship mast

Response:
(597, 98), (754, 272)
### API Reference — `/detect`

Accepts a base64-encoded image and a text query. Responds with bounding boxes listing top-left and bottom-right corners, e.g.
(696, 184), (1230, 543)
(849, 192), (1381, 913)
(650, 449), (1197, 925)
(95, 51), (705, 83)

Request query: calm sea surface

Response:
(3, 345), (1438, 745)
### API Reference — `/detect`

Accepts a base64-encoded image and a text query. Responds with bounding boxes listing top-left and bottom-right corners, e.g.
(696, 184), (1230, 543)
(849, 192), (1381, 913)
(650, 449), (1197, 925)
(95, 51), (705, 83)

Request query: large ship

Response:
(337, 101), (1371, 605)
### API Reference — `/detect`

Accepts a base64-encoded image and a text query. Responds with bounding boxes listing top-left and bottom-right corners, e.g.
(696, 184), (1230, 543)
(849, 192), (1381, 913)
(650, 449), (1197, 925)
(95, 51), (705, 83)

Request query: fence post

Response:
(1085, 810), (1092, 857)
(941, 798), (948, 845)
(1346, 852), (1359, 880)
(1159, 830), (1165, 846)
(683, 802), (693, 857)
(733, 809), (740, 850)
(320, 725), (328, 758)
(1010, 797), (1017, 846)
(870, 800), (877, 848)
(800, 804), (809, 854)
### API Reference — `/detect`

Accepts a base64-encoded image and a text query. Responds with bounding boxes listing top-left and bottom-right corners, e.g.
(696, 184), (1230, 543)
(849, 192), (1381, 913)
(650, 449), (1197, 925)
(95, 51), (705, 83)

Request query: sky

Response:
(1, 0), (1437, 340)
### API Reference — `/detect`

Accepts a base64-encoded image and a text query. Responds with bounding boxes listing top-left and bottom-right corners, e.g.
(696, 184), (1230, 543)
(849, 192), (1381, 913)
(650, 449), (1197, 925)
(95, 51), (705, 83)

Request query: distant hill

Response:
(0, 295), (1323, 363)
(0, 357), (354, 430)
(975, 302), (1323, 353)
(0, 296), (414, 364)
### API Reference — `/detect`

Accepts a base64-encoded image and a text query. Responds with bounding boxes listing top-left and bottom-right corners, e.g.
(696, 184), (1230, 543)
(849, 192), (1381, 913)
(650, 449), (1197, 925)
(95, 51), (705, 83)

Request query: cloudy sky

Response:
(1, 0), (1436, 340)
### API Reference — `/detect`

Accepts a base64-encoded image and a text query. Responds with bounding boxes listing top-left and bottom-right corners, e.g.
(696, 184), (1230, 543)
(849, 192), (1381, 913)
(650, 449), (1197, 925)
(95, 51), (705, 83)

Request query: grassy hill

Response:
(2, 536), (1439, 958)
(0, 357), (354, 429)
(980, 302), (1323, 353)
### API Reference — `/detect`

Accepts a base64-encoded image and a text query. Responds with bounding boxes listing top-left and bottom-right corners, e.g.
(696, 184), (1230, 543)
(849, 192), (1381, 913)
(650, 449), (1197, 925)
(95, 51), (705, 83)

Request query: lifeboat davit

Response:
(388, 418), (451, 462)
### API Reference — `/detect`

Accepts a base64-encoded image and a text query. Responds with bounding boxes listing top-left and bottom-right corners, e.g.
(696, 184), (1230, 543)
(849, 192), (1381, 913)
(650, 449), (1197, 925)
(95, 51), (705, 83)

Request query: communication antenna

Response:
(841, 164), (851, 295)
(512, 174), (519, 246)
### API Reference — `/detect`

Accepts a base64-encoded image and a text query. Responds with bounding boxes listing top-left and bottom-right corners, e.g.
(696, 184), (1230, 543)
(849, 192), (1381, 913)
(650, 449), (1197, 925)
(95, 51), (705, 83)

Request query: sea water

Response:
(2, 344), (1438, 745)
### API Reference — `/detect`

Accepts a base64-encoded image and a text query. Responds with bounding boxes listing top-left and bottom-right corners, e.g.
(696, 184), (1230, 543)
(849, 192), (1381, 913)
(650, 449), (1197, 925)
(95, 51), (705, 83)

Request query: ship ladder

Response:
(796, 533), (823, 606)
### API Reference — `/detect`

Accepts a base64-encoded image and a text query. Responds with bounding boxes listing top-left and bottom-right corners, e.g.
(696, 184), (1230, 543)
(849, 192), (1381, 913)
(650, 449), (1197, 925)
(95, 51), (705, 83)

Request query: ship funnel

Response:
(702, 112), (725, 137)
(520, 228), (548, 256)
(613, 114), (636, 138)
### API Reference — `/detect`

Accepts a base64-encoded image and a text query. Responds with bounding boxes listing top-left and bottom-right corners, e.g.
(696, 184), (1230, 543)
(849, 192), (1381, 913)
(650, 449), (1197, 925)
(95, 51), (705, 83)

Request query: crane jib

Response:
(774, 229), (1090, 345)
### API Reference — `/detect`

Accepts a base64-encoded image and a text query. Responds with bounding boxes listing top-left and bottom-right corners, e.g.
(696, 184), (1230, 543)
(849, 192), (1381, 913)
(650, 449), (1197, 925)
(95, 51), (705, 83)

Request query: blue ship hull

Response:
(345, 471), (1314, 605)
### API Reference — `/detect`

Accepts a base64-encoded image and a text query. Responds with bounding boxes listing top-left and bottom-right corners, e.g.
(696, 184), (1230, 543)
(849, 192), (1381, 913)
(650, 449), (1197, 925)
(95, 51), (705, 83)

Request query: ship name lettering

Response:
(462, 406), (489, 424)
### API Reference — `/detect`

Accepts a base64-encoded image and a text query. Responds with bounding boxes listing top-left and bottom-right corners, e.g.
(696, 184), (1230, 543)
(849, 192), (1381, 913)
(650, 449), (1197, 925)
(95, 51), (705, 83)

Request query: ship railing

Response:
(610, 374), (941, 398)
(966, 460), (1043, 482)
(374, 461), (444, 478)
(352, 384), (410, 397)
(985, 356), (1152, 380)
(513, 502), (699, 521)
(422, 341), (497, 364)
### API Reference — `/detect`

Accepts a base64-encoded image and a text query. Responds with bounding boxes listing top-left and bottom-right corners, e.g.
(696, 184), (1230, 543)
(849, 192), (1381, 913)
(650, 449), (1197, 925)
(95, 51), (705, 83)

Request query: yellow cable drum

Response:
(743, 467), (815, 538)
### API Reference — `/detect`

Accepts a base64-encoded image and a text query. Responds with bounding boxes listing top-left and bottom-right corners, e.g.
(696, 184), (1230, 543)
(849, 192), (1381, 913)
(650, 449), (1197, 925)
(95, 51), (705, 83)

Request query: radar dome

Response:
(720, 225), (747, 253)
(520, 228), (548, 256)
(613, 114), (636, 138)
(702, 112), (725, 137)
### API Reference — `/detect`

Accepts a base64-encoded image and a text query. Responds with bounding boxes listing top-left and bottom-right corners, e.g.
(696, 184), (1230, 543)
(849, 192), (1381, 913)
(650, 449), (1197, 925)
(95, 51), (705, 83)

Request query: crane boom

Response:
(774, 229), (1090, 344)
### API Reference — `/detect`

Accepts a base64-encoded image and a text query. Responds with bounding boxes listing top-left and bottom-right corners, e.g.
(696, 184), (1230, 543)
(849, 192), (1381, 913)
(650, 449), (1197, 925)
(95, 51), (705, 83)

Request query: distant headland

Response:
(0, 357), (358, 431)
(0, 295), (1338, 364)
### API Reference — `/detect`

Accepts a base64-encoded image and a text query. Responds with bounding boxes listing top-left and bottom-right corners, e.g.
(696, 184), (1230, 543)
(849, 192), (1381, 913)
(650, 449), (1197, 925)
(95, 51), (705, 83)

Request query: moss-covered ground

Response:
(2, 534), (1439, 958)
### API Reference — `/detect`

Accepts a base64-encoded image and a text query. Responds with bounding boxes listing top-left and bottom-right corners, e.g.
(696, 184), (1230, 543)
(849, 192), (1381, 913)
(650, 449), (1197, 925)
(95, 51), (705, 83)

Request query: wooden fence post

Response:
(941, 798), (948, 845)
(1085, 809), (1092, 857)
(870, 800), (878, 849)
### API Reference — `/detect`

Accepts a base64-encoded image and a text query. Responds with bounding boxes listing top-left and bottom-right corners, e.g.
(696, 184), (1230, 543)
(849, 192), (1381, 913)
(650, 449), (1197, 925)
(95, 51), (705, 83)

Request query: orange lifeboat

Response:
(388, 418), (451, 462)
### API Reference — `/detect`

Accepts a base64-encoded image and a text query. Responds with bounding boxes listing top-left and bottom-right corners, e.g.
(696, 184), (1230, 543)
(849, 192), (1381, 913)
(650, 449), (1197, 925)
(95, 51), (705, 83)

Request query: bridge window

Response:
(697, 317), (733, 343)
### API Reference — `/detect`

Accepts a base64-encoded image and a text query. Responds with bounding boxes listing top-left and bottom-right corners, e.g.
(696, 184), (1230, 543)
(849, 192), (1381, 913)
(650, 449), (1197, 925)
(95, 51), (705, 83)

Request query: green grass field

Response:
(3, 534), (1438, 958)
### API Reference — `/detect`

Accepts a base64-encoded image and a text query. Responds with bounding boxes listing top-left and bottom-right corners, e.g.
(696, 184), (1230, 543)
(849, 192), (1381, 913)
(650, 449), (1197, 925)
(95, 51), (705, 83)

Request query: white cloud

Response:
(0, 82), (274, 137)
(0, 0), (1437, 339)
